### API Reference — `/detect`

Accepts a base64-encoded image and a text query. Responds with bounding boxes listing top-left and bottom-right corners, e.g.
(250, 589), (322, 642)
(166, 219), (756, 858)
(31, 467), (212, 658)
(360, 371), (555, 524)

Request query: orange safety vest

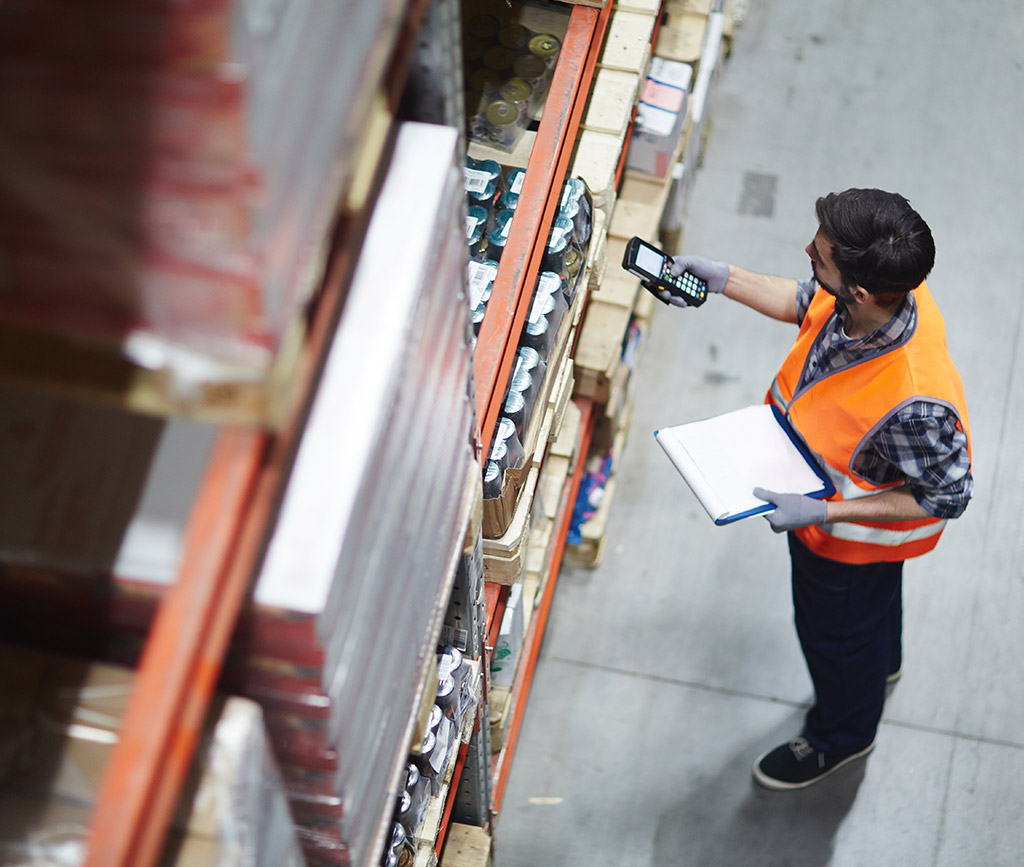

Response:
(767, 282), (971, 565)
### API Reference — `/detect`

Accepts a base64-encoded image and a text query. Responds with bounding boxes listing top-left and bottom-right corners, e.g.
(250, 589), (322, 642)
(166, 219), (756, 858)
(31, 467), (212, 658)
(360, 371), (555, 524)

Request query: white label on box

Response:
(464, 167), (490, 194)
(648, 57), (694, 91)
(636, 102), (678, 137)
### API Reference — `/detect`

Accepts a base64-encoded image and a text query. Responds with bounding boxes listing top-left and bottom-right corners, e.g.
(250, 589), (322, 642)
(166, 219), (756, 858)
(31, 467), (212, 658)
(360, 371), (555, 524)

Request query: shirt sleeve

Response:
(795, 278), (817, 325)
(870, 402), (973, 519)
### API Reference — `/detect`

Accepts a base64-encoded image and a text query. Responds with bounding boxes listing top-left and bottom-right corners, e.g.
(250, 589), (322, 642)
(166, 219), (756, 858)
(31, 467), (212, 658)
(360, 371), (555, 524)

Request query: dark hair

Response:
(815, 189), (935, 297)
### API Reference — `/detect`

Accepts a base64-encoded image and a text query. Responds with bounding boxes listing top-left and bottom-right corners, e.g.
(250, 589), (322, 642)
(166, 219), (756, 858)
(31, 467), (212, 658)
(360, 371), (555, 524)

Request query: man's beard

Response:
(814, 267), (858, 305)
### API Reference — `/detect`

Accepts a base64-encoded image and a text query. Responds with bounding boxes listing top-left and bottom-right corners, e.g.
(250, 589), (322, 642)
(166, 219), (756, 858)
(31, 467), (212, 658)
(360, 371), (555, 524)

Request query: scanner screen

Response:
(635, 244), (664, 277)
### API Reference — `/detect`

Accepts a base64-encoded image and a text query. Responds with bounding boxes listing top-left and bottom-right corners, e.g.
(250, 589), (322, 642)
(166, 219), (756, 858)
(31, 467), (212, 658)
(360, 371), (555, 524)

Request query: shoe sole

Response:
(752, 739), (877, 791)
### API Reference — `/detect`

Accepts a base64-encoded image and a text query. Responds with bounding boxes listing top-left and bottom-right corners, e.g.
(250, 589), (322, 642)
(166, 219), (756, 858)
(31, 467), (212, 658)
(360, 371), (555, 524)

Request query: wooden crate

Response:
(667, 0), (714, 14)
(613, 171), (679, 241)
(488, 686), (513, 754)
(585, 206), (609, 292)
(614, 0), (660, 15)
(467, 130), (536, 171)
(413, 844), (439, 867)
(581, 67), (640, 138)
(655, 9), (709, 64)
(571, 127), (627, 212)
(598, 10), (656, 73)
(441, 826), (492, 867)
(482, 466), (540, 585)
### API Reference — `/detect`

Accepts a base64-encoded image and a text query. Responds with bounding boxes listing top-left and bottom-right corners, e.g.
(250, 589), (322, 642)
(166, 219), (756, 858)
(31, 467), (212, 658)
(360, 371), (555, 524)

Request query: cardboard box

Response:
(488, 584), (524, 688)
(625, 58), (694, 178)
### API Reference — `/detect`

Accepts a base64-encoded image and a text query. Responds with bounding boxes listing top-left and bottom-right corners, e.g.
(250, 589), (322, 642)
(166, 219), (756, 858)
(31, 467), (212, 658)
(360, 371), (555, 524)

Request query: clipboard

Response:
(654, 404), (836, 525)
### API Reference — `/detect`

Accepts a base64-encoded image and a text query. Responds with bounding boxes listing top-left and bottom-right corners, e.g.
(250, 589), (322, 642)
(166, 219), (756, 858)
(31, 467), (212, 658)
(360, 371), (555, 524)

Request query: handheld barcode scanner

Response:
(622, 236), (708, 307)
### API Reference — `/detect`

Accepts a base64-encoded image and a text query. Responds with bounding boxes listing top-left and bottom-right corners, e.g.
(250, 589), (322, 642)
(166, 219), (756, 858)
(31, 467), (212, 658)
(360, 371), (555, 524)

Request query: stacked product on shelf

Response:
(462, 6), (562, 152)
(378, 644), (481, 866)
(472, 170), (592, 523)
(231, 121), (477, 867)
(0, 644), (302, 866)
(0, 121), (477, 867)
(0, 0), (406, 394)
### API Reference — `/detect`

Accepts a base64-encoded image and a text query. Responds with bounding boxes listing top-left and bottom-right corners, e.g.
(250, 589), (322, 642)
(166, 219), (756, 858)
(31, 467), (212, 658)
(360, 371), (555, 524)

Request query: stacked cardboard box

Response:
(0, 645), (302, 866)
(0, 122), (478, 867)
(0, 0), (407, 401)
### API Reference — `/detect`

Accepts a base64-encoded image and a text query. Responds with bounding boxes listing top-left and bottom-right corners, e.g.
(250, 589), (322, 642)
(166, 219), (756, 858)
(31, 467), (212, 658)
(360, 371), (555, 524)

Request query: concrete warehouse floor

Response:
(493, 0), (1024, 864)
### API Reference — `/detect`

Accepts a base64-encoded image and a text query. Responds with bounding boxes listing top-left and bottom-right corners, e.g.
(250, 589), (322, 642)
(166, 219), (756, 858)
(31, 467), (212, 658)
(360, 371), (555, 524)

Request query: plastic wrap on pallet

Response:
(0, 120), (476, 867)
(0, 0), (407, 388)
(462, 5), (565, 153)
(442, 531), (486, 658)
(0, 645), (302, 866)
(244, 121), (475, 867)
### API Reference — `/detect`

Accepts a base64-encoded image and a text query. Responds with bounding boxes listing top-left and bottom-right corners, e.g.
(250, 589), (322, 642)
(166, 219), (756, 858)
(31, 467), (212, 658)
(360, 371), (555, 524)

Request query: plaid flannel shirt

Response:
(794, 279), (973, 519)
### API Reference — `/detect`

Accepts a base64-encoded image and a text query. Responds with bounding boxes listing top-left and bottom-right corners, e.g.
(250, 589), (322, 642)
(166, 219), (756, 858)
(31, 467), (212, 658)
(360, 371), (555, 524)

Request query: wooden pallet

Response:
(656, 3), (711, 65)
(598, 10), (656, 73)
(440, 824), (492, 867)
(614, 0), (660, 14)
(581, 67), (641, 138)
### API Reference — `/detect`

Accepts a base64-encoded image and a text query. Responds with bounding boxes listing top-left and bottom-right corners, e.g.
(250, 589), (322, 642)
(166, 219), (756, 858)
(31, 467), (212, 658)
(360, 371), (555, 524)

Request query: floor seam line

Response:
(548, 655), (1024, 751)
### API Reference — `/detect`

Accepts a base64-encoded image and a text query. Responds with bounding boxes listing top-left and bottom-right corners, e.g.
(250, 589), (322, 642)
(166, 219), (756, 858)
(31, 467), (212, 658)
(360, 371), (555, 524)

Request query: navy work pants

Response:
(788, 532), (903, 755)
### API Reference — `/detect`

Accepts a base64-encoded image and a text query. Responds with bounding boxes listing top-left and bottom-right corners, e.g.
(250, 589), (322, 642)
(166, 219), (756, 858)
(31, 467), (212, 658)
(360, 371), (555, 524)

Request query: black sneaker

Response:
(752, 736), (876, 790)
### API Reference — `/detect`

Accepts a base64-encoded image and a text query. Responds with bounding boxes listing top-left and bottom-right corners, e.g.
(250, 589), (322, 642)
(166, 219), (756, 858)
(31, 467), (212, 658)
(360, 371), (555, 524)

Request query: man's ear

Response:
(850, 285), (871, 305)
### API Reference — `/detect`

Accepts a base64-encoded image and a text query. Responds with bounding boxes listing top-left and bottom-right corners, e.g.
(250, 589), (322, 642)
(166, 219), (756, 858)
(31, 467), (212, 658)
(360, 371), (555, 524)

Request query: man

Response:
(660, 189), (972, 790)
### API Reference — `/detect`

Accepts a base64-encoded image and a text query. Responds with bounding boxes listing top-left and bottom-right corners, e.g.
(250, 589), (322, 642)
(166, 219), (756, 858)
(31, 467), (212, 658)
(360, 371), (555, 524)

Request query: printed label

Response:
(463, 167), (490, 194)
(440, 625), (469, 652)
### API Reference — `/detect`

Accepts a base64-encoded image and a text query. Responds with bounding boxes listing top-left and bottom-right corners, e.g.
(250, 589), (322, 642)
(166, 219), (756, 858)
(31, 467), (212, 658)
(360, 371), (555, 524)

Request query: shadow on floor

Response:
(652, 712), (868, 867)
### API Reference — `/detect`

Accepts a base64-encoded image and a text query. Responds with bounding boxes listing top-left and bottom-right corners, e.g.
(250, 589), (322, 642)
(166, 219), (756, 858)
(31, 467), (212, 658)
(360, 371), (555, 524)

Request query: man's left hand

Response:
(753, 487), (828, 533)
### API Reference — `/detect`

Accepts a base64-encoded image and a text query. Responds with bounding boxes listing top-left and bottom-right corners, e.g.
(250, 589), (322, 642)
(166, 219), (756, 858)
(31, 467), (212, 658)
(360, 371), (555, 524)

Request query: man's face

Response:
(806, 228), (857, 304)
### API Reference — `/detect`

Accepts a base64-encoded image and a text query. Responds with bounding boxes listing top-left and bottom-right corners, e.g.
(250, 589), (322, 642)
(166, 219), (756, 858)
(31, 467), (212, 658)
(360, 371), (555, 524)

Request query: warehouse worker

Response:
(660, 188), (972, 790)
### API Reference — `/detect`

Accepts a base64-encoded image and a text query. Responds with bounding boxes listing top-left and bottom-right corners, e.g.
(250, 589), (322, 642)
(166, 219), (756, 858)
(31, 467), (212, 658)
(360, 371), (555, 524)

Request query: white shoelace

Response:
(789, 736), (824, 767)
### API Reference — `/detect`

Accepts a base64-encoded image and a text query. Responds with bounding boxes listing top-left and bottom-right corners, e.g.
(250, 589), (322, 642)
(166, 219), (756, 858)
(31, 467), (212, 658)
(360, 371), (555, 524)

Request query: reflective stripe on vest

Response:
(767, 282), (970, 565)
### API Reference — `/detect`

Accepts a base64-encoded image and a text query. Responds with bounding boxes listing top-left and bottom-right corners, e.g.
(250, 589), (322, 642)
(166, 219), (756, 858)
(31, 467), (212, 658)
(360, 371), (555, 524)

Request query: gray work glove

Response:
(653, 254), (731, 307)
(753, 487), (828, 533)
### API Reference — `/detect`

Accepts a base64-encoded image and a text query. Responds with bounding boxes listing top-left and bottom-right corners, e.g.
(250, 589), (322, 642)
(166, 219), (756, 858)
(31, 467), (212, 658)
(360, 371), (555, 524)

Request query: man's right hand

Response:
(670, 255), (731, 295)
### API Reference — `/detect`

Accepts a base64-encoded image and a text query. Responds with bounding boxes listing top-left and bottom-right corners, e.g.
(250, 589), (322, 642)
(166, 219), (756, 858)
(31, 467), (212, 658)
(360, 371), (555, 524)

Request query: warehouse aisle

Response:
(494, 1), (1024, 865)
